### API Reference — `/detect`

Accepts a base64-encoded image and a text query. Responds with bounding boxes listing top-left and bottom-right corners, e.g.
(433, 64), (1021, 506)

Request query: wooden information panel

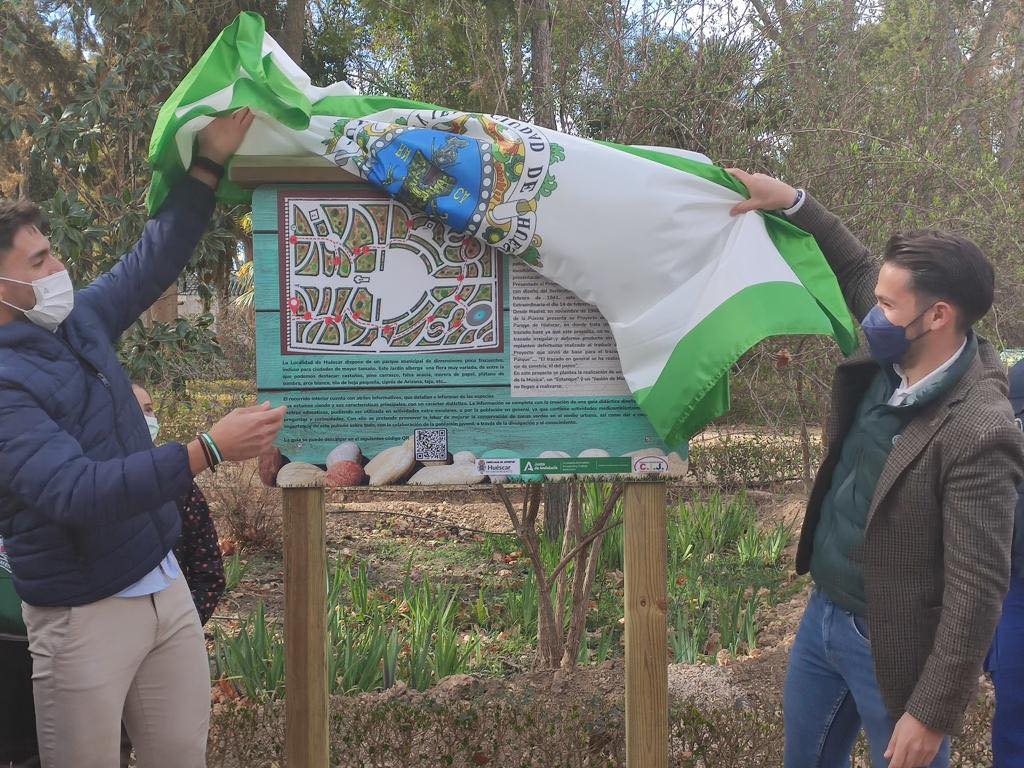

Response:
(253, 184), (687, 483)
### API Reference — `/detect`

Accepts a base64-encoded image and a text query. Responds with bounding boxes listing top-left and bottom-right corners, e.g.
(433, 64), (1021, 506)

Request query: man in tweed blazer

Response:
(727, 169), (1024, 768)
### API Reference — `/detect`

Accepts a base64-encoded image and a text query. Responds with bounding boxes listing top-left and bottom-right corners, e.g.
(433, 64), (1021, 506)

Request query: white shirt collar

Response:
(889, 337), (968, 407)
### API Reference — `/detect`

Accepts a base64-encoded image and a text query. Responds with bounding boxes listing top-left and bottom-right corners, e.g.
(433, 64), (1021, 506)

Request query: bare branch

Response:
(494, 485), (522, 532)
(548, 484), (624, 584)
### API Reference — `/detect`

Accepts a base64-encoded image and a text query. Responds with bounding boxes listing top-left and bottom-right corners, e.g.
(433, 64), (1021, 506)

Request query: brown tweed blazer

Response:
(788, 195), (1024, 735)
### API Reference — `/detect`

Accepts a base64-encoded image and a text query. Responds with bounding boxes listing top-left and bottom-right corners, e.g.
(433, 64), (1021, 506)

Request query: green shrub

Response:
(211, 603), (285, 702)
(688, 431), (823, 488)
(223, 553), (249, 592)
(666, 493), (793, 663)
(213, 559), (485, 700)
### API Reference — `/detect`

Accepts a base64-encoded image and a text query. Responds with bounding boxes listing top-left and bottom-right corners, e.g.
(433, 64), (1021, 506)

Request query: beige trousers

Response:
(21, 575), (209, 768)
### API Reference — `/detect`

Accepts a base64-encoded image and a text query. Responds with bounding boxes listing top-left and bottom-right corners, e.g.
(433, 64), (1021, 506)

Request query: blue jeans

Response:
(784, 589), (950, 768)
(986, 573), (1024, 768)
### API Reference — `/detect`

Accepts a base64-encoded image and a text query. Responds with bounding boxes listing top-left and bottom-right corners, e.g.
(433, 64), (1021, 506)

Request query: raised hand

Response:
(196, 107), (255, 165)
(725, 168), (799, 216)
(207, 401), (286, 462)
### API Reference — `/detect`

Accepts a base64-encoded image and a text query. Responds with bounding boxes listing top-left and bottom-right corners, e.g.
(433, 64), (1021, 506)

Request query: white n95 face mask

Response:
(0, 270), (75, 332)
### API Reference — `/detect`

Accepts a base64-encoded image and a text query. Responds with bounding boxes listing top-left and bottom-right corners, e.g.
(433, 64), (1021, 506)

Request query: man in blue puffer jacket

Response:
(987, 359), (1024, 767)
(0, 109), (286, 768)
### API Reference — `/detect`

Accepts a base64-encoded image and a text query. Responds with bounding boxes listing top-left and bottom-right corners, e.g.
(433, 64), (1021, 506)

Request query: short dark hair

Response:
(0, 198), (43, 257)
(883, 230), (994, 330)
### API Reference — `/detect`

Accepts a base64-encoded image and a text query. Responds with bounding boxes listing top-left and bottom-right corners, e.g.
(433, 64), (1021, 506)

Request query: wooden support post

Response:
(281, 484), (329, 768)
(623, 481), (668, 768)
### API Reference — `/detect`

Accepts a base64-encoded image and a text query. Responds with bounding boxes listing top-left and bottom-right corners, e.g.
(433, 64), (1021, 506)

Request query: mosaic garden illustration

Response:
(281, 193), (501, 354)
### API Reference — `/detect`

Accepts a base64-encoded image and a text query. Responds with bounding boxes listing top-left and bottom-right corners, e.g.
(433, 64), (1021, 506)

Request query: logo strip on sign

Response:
(476, 456), (673, 476)
(518, 457), (632, 474)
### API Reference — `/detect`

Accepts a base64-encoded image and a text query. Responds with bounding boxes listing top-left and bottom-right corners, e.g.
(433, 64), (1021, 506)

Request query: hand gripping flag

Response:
(148, 12), (857, 445)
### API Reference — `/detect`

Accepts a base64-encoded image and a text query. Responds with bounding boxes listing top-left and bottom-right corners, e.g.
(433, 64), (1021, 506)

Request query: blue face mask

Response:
(860, 304), (934, 364)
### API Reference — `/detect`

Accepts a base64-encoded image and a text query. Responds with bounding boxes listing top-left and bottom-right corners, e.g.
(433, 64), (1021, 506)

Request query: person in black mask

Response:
(726, 168), (1024, 768)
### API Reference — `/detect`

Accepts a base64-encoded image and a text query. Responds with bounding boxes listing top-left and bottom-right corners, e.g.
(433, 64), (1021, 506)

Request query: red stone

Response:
(325, 460), (367, 488)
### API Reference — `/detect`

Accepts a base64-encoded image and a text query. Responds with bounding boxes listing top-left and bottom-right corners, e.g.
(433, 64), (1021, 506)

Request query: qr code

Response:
(414, 428), (448, 462)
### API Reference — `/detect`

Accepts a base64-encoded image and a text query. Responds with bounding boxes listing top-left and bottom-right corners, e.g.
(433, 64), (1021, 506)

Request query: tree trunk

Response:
(282, 0), (306, 64)
(496, 484), (627, 672)
(960, 0), (1009, 150)
(553, 484), (579, 633)
(529, 0), (555, 128)
(559, 530), (605, 670)
(1001, 11), (1024, 171)
(544, 482), (570, 542)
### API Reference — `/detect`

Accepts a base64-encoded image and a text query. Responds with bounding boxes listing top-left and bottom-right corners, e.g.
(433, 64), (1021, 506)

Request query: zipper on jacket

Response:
(58, 339), (112, 391)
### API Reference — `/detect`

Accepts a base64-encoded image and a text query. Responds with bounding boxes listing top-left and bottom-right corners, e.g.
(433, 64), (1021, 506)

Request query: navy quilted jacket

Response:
(1008, 360), (1024, 578)
(0, 176), (215, 607)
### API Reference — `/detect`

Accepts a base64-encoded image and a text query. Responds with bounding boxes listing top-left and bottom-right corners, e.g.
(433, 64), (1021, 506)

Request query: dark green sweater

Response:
(811, 335), (978, 614)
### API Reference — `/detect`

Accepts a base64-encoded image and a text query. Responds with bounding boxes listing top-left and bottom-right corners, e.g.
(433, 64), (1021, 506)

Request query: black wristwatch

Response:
(190, 155), (225, 180)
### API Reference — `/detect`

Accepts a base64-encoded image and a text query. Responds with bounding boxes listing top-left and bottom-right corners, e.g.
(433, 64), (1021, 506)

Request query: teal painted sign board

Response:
(253, 184), (687, 482)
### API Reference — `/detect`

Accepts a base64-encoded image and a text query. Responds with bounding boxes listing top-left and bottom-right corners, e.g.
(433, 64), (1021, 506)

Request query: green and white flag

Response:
(149, 12), (857, 445)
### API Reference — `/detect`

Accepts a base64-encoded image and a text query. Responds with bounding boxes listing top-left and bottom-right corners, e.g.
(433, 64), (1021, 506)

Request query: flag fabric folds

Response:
(148, 12), (857, 445)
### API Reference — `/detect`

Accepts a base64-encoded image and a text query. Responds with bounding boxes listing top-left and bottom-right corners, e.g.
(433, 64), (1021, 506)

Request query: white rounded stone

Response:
(366, 437), (417, 486)
(326, 441), (363, 468)
(408, 464), (487, 485)
(276, 462), (326, 488)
